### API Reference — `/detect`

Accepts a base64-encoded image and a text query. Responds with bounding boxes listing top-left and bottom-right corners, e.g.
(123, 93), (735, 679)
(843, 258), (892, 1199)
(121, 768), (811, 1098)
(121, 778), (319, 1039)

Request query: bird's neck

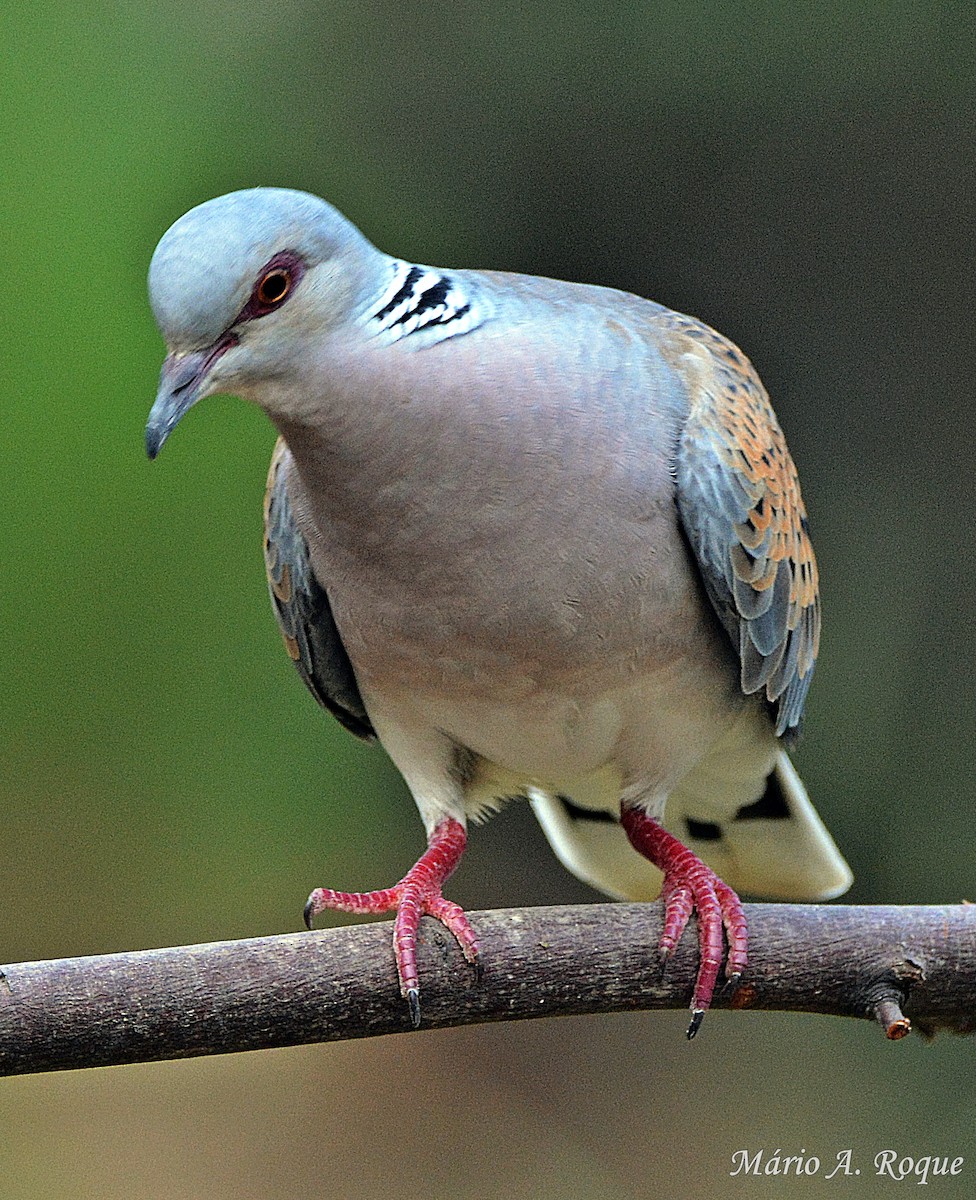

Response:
(271, 389), (484, 552)
(356, 258), (489, 348)
(267, 259), (495, 535)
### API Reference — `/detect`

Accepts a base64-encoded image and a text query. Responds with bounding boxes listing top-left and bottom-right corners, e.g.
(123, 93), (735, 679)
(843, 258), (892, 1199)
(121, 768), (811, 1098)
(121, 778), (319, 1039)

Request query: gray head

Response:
(146, 188), (385, 457)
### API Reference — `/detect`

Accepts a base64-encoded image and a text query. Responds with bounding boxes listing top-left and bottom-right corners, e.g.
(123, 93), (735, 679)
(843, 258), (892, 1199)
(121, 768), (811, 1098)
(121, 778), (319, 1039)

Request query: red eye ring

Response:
(238, 252), (305, 323)
(256, 268), (291, 307)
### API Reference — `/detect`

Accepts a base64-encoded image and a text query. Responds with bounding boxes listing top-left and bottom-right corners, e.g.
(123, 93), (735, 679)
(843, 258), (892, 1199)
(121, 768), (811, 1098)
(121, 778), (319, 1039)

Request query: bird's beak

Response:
(145, 337), (236, 459)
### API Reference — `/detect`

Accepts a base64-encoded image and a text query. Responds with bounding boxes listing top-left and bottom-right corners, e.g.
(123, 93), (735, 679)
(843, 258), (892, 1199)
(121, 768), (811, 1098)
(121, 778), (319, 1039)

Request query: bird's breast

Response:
(280, 299), (745, 784)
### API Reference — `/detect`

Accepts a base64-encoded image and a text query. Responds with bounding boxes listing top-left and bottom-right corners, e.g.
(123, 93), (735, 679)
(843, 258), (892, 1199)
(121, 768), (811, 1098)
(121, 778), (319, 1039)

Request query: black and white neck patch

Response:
(365, 261), (486, 345)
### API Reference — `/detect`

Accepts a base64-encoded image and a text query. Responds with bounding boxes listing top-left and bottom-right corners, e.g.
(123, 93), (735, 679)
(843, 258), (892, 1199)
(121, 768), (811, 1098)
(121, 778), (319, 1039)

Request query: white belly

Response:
(367, 641), (748, 819)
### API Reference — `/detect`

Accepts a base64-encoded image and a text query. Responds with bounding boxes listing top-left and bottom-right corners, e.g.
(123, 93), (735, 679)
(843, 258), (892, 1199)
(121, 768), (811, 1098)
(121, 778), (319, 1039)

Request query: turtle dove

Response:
(146, 188), (852, 1036)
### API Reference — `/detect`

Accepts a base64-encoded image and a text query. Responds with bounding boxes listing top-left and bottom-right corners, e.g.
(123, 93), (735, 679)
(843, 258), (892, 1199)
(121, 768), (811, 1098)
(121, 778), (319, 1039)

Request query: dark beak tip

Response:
(145, 419), (168, 461)
(147, 338), (232, 461)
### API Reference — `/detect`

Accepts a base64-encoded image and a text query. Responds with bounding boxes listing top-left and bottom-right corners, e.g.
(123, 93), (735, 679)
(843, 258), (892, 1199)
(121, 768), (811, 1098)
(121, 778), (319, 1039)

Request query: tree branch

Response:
(2, 903), (973, 1076)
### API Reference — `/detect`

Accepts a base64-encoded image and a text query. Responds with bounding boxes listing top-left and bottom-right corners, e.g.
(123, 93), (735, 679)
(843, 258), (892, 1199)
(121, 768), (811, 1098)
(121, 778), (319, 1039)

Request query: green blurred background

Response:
(3, 2), (974, 1197)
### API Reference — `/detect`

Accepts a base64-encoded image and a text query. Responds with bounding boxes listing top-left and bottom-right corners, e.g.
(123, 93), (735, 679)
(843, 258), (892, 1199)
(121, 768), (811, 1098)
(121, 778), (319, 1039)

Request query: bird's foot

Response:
(621, 807), (748, 1039)
(303, 816), (479, 1027)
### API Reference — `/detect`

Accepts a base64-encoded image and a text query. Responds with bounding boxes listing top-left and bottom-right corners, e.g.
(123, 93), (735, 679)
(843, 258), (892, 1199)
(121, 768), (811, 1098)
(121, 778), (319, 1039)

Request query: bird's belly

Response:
(369, 641), (745, 809)
(321, 499), (747, 804)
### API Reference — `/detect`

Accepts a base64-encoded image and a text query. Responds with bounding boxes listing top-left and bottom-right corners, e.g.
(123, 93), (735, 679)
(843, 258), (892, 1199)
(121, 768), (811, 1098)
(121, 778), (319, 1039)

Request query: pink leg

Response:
(621, 806), (748, 1039)
(304, 817), (479, 1027)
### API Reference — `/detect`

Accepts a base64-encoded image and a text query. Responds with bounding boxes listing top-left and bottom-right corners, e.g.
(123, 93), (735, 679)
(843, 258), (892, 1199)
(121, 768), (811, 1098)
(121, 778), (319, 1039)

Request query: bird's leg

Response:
(304, 816), (479, 1027)
(620, 806), (748, 1039)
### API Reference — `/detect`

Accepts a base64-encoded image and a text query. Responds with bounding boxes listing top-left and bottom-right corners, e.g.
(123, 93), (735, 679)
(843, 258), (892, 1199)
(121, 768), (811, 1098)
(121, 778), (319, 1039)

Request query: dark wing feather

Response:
(663, 313), (820, 739)
(263, 438), (375, 740)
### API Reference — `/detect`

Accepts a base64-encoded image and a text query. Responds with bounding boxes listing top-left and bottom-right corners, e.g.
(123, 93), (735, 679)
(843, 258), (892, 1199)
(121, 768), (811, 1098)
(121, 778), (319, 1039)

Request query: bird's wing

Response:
(263, 438), (375, 740)
(663, 312), (820, 739)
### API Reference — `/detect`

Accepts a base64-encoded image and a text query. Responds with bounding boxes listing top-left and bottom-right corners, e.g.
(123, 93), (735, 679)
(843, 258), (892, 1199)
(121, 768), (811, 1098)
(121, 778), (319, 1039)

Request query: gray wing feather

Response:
(664, 314), (821, 739)
(263, 439), (374, 740)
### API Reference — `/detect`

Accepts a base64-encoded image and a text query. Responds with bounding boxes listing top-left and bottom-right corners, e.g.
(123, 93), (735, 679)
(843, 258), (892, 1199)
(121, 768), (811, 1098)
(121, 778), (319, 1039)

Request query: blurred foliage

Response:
(2, 2), (974, 1197)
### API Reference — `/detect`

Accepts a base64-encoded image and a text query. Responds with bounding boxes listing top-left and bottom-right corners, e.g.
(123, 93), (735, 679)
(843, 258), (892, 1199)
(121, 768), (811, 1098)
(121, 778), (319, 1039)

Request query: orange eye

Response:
(256, 269), (291, 307)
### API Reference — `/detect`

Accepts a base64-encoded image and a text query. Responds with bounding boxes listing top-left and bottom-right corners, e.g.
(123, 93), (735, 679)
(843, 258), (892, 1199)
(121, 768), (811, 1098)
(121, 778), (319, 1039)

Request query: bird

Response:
(146, 187), (852, 1037)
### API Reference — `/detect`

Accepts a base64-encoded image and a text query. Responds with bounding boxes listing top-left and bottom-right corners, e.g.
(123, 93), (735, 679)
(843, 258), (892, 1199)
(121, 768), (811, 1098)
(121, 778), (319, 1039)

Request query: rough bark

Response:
(2, 903), (973, 1076)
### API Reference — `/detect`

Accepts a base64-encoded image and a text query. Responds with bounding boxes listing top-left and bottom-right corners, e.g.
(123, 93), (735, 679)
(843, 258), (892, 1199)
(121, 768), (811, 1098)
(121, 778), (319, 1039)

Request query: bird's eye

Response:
(238, 253), (304, 323)
(256, 269), (292, 307)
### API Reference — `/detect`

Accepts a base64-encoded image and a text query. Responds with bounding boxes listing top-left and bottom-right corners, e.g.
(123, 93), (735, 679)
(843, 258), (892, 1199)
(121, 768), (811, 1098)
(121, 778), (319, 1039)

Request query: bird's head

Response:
(145, 187), (381, 458)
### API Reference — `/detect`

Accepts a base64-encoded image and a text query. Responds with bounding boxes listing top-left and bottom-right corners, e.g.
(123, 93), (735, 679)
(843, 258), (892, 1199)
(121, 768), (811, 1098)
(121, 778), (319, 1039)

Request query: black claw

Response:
(407, 987), (421, 1029)
(686, 1009), (705, 1040)
(303, 898), (315, 930)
